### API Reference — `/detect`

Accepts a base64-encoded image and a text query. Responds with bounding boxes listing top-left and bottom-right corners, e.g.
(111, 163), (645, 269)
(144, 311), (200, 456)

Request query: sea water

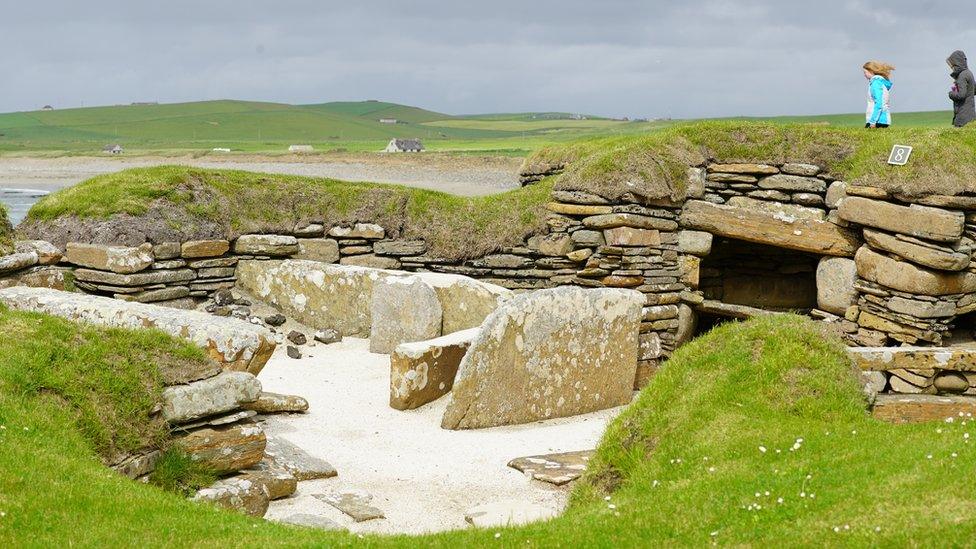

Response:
(0, 188), (48, 225)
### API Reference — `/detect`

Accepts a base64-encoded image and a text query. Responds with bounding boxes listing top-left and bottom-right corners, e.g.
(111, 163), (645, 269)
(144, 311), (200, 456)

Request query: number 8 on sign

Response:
(887, 145), (913, 166)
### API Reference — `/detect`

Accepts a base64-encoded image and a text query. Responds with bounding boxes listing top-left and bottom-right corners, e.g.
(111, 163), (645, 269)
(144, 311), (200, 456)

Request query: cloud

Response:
(3, 0), (976, 118)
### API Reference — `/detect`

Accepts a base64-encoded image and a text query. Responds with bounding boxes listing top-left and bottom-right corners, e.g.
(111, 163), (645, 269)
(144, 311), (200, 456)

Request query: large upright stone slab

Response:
(855, 246), (976, 296)
(679, 200), (859, 257)
(369, 276), (442, 354)
(414, 272), (511, 334)
(390, 328), (478, 410)
(236, 260), (397, 337)
(65, 242), (153, 274)
(442, 287), (642, 430)
(838, 197), (964, 243)
(0, 287), (275, 373)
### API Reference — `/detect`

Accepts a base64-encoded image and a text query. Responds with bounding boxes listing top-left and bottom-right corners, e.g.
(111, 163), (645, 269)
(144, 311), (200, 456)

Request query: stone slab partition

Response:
(0, 287), (275, 374)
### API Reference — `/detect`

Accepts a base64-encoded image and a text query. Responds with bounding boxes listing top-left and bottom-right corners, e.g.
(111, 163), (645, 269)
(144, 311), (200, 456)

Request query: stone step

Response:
(872, 394), (976, 424)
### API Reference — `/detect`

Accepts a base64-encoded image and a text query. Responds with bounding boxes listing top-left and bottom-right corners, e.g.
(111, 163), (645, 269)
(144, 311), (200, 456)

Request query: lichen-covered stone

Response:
(390, 328), (478, 410)
(816, 257), (857, 315)
(294, 238), (340, 263)
(176, 421), (267, 475)
(243, 392), (309, 414)
(73, 267), (196, 287)
(15, 240), (61, 265)
(233, 234), (300, 256)
(192, 477), (269, 517)
(370, 276), (442, 354)
(328, 223), (385, 239)
(236, 260), (397, 337)
(872, 394), (976, 424)
(0, 252), (38, 274)
(442, 286), (642, 430)
(726, 196), (825, 221)
(848, 346), (976, 372)
(162, 371), (262, 423)
(0, 287), (275, 372)
(677, 230), (713, 256)
(65, 242), (153, 274)
(414, 272), (511, 334)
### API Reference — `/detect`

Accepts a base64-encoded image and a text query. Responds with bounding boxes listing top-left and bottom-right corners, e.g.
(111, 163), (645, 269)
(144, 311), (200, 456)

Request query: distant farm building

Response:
(288, 144), (314, 153)
(384, 138), (424, 153)
(41, 105), (54, 111)
(379, 118), (398, 124)
(102, 144), (124, 154)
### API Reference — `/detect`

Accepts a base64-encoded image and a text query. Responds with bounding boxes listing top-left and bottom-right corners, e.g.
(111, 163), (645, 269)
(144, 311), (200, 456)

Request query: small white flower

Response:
(833, 526), (841, 533)
(965, 433), (970, 440)
(777, 497), (784, 504)
(809, 493), (815, 499)
(800, 492), (806, 498)
(608, 504), (616, 510)
(604, 496), (612, 501)
(851, 430), (857, 435)
(708, 467), (716, 473)
(755, 492), (761, 498)
(875, 526), (881, 533)
(710, 531), (718, 537)
(946, 417), (955, 423)
(952, 452), (959, 458)
(759, 446), (767, 453)
(764, 491), (770, 496)
(494, 533), (502, 539)
(927, 454), (933, 459)
(844, 525), (850, 530)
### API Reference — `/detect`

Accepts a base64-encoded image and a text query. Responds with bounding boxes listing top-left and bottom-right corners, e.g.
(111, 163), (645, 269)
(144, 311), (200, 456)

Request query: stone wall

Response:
(10, 156), (976, 404)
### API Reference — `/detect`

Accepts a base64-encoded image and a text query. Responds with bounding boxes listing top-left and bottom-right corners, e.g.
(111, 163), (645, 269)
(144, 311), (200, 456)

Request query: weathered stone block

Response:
(292, 238), (340, 263)
(390, 328), (477, 410)
(414, 272), (511, 334)
(442, 286), (642, 430)
(855, 246), (976, 296)
(15, 240), (61, 265)
(677, 230), (713, 256)
(73, 267), (196, 287)
(781, 163), (821, 176)
(727, 196), (825, 221)
(162, 371), (262, 423)
(339, 254), (400, 269)
(679, 200), (859, 257)
(233, 234), (300, 256)
(370, 276), (442, 354)
(709, 163), (779, 175)
(65, 242), (153, 274)
(182, 240), (230, 259)
(571, 230), (605, 247)
(583, 213), (678, 231)
(328, 223), (385, 239)
(545, 202), (613, 216)
(872, 394), (976, 424)
(177, 422), (266, 475)
(758, 174), (827, 193)
(863, 229), (969, 271)
(838, 197), (964, 243)
(816, 257), (857, 315)
(604, 227), (661, 247)
(192, 477), (269, 517)
(373, 240), (427, 256)
(0, 252), (38, 274)
(243, 392), (309, 414)
(0, 287), (275, 373)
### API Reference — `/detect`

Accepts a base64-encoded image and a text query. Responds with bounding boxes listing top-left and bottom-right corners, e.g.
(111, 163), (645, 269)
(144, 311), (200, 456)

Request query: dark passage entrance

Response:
(697, 237), (820, 330)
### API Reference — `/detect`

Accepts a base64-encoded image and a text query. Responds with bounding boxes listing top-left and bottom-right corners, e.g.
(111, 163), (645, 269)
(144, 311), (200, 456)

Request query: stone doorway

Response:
(699, 238), (820, 317)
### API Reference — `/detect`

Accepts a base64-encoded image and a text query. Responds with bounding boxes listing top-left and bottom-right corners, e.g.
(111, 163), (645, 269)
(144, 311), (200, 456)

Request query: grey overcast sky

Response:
(2, 0), (975, 118)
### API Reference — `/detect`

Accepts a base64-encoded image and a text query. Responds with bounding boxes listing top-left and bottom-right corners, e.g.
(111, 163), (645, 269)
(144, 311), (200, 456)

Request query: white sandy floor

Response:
(258, 339), (625, 535)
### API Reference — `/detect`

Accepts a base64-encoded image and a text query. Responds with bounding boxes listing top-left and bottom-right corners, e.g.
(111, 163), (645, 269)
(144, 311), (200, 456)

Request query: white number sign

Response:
(888, 145), (913, 166)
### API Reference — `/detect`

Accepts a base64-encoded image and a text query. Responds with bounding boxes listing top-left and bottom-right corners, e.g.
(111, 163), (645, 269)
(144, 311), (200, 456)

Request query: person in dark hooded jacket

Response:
(948, 50), (976, 127)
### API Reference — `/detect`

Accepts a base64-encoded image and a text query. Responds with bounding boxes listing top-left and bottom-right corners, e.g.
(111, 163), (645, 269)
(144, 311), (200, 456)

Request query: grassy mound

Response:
(24, 166), (553, 261)
(4, 313), (976, 546)
(528, 121), (976, 200)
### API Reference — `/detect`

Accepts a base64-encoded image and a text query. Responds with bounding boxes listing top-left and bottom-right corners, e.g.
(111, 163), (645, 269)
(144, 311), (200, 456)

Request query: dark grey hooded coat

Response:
(948, 50), (976, 127)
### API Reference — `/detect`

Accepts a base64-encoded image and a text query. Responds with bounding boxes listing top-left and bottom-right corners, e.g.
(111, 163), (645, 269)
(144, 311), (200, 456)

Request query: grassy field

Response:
(0, 100), (662, 156)
(0, 97), (962, 158)
(4, 312), (976, 546)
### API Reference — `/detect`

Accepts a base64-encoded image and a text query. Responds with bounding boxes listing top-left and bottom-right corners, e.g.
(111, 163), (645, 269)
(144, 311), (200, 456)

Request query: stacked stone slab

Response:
(837, 190), (975, 347)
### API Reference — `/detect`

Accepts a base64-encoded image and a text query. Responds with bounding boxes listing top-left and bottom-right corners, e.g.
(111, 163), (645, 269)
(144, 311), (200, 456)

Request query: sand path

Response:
(257, 340), (622, 535)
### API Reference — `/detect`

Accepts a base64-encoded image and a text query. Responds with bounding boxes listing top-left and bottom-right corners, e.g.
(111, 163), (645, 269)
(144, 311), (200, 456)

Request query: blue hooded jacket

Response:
(866, 75), (893, 125)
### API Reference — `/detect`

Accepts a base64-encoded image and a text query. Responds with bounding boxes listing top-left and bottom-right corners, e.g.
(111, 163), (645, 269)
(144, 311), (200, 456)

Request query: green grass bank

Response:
(0, 203), (11, 255)
(3, 313), (976, 545)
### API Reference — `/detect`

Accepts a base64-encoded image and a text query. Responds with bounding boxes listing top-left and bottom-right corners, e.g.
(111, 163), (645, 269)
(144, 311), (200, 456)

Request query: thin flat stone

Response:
(263, 437), (337, 481)
(507, 450), (595, 485)
(277, 513), (345, 531)
(313, 492), (385, 522)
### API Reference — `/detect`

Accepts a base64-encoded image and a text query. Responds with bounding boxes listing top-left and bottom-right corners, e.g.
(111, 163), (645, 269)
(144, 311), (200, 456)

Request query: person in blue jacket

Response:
(862, 61), (894, 128)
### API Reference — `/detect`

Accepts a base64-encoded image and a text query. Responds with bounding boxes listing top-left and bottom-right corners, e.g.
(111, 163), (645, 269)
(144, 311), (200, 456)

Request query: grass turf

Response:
(3, 313), (976, 546)
(528, 121), (976, 200)
(0, 203), (11, 255)
(24, 166), (554, 261)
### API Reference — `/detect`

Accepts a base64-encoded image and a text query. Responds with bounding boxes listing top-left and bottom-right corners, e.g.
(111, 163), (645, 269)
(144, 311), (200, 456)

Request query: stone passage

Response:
(0, 286), (275, 373)
(442, 286), (643, 430)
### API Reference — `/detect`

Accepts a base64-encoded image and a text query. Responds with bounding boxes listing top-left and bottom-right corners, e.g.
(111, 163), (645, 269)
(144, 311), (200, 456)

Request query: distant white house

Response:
(102, 144), (124, 154)
(384, 138), (424, 153)
(379, 118), (398, 124)
(41, 105), (54, 111)
(288, 144), (314, 153)
(212, 147), (231, 153)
